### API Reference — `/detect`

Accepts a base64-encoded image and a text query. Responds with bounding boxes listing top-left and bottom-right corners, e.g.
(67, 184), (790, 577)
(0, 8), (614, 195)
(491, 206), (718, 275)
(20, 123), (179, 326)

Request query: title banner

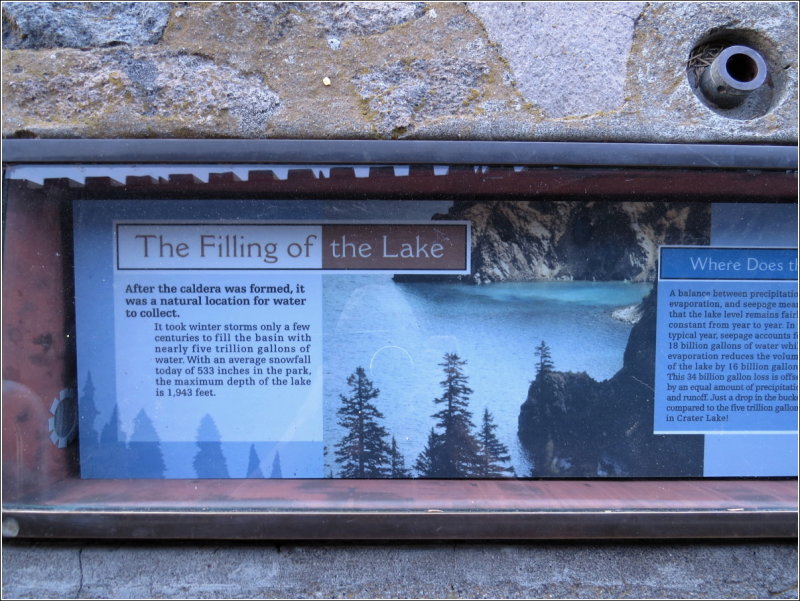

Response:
(117, 222), (470, 273)
(660, 247), (798, 280)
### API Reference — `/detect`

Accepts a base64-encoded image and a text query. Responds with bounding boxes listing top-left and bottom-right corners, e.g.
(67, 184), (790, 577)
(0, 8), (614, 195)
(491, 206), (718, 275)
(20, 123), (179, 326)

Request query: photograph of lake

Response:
(323, 275), (651, 477)
(319, 198), (717, 478)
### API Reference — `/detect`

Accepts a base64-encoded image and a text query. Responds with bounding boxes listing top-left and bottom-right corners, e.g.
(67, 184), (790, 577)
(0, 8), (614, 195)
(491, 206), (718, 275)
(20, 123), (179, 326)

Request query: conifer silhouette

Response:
(416, 353), (482, 478)
(334, 367), (391, 478)
(127, 409), (166, 478)
(270, 451), (283, 478)
(192, 414), (229, 478)
(246, 443), (264, 478)
(388, 436), (411, 478)
(96, 404), (128, 477)
(535, 341), (554, 379)
(476, 408), (514, 477)
(79, 372), (100, 450)
(414, 428), (444, 477)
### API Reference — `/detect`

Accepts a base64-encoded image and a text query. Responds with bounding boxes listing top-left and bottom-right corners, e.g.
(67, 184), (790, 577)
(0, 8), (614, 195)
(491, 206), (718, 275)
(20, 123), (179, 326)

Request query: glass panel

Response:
(2, 161), (796, 531)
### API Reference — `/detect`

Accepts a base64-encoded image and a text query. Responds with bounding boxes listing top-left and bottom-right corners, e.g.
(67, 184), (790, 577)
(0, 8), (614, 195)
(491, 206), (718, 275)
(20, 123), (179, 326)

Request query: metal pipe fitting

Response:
(700, 45), (768, 108)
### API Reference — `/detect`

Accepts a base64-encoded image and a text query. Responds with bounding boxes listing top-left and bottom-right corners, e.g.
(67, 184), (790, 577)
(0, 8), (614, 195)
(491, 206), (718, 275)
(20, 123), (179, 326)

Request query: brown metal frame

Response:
(1, 478), (797, 539)
(2, 140), (797, 540)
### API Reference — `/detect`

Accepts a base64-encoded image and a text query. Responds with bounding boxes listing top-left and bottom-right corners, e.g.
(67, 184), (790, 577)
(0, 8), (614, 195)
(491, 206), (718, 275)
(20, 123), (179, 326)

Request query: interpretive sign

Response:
(73, 196), (798, 480)
(655, 247), (798, 433)
(75, 200), (469, 478)
(3, 140), (797, 540)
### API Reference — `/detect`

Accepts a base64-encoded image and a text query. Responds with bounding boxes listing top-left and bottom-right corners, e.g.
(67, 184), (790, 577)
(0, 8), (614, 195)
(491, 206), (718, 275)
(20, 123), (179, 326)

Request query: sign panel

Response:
(3, 142), (797, 540)
(75, 200), (471, 478)
(655, 247), (798, 434)
(73, 198), (797, 480)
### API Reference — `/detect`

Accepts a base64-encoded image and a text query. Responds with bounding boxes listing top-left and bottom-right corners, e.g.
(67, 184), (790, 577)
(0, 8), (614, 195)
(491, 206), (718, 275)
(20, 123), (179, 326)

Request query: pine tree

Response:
(270, 451), (283, 478)
(127, 409), (166, 478)
(79, 371), (100, 450)
(334, 367), (391, 478)
(388, 436), (411, 478)
(535, 341), (554, 379)
(193, 414), (230, 478)
(99, 405), (120, 444)
(246, 444), (264, 478)
(418, 353), (482, 477)
(476, 408), (515, 477)
(323, 445), (334, 478)
(96, 405), (128, 477)
(414, 429), (444, 477)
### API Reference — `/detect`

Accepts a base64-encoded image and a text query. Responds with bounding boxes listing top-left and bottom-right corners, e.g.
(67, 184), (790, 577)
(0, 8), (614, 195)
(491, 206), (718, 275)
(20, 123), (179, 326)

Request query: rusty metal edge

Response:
(3, 509), (797, 540)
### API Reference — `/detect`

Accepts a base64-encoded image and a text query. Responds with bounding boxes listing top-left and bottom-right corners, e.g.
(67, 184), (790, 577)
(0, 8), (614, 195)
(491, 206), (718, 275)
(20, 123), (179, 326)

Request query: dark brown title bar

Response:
(322, 224), (469, 272)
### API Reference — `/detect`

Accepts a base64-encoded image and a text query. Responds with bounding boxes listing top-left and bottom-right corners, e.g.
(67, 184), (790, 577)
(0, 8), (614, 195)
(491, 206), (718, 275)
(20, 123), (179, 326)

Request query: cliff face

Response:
(518, 286), (705, 477)
(440, 201), (710, 284)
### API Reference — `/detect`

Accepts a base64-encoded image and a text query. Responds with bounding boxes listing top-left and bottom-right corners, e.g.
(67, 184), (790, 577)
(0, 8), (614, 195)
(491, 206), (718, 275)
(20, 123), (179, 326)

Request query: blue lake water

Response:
(323, 276), (652, 476)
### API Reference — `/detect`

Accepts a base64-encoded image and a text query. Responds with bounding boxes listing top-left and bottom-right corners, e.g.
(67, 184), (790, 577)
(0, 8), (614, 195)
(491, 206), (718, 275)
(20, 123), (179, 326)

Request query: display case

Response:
(2, 140), (797, 539)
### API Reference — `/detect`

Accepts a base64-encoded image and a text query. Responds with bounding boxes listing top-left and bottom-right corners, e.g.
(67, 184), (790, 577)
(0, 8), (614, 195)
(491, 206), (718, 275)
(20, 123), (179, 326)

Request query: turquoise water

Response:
(323, 276), (651, 477)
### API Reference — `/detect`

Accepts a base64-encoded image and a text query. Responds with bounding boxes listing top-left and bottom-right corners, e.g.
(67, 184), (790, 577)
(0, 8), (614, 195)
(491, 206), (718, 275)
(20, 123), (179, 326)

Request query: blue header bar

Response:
(660, 247), (798, 280)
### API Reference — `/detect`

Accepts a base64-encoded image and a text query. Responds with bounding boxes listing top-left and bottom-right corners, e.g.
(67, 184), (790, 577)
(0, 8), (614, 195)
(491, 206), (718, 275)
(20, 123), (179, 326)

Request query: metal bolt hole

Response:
(726, 53), (759, 82)
(687, 32), (781, 119)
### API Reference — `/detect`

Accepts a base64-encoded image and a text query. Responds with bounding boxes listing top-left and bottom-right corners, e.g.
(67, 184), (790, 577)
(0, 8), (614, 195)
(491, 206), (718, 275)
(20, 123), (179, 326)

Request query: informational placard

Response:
(74, 198), (797, 479)
(655, 247), (798, 433)
(74, 199), (470, 478)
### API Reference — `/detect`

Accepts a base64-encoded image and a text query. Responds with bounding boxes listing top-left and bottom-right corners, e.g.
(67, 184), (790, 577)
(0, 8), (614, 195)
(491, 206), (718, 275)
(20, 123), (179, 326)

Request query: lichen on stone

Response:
(1, 2), (795, 141)
(2, 2), (173, 49)
(354, 57), (490, 136)
(2, 47), (280, 137)
(306, 2), (427, 38)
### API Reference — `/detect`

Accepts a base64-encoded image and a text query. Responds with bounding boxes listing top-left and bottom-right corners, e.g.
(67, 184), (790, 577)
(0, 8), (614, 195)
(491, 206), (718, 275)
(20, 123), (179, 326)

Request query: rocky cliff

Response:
(437, 200), (710, 284)
(517, 285), (705, 477)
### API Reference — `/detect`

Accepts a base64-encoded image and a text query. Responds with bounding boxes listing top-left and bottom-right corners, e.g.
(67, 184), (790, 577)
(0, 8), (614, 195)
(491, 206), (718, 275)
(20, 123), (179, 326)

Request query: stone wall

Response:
(3, 2), (797, 141)
(2, 2), (797, 599)
(4, 541), (798, 599)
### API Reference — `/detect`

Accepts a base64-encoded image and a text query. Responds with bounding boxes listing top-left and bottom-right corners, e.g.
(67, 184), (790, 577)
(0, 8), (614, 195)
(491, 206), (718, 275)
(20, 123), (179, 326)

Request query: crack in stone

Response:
(610, 10), (638, 22)
(76, 547), (84, 599)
